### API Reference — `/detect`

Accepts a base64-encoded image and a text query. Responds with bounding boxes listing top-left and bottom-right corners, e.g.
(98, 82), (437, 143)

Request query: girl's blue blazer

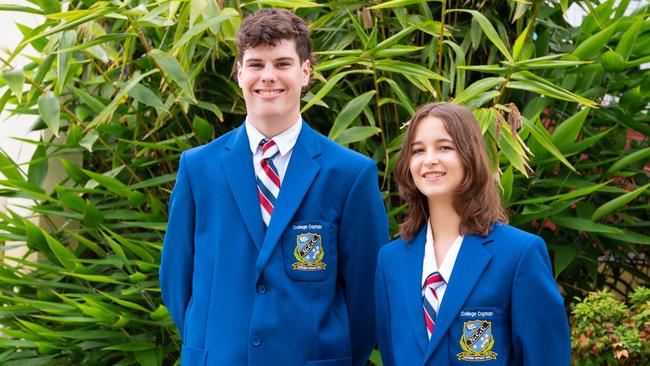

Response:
(375, 223), (571, 366)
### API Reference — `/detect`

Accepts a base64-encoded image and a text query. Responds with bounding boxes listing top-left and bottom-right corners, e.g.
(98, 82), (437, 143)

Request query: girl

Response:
(375, 102), (571, 366)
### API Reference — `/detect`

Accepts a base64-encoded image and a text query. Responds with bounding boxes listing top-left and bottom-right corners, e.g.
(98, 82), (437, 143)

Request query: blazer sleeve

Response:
(511, 236), (571, 366)
(375, 248), (395, 366)
(338, 161), (389, 366)
(160, 152), (196, 338)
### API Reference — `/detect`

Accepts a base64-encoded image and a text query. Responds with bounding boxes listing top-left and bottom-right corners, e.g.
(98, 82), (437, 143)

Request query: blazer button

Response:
(251, 336), (261, 346)
(256, 284), (267, 294)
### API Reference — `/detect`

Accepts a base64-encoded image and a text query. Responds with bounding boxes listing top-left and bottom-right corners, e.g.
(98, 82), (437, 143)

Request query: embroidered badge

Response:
(292, 232), (326, 271)
(457, 320), (498, 362)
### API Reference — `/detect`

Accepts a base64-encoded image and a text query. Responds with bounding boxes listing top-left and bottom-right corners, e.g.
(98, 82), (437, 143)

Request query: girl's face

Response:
(409, 116), (464, 204)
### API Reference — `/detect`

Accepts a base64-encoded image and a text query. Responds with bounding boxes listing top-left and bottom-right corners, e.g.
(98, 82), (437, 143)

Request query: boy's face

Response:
(237, 39), (310, 129)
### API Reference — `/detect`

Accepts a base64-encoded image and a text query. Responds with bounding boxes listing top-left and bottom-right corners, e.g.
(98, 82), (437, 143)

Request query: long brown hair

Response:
(393, 102), (508, 242)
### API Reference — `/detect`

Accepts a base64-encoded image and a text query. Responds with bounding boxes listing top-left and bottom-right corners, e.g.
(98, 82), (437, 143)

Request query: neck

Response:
(427, 198), (461, 242)
(248, 111), (300, 138)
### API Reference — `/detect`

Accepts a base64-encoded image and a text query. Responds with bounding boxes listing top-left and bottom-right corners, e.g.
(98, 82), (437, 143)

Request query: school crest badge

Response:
(457, 320), (498, 361)
(292, 232), (326, 271)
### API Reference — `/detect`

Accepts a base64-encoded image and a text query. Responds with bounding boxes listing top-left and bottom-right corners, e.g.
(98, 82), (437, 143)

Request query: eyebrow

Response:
(244, 57), (295, 64)
(411, 138), (454, 145)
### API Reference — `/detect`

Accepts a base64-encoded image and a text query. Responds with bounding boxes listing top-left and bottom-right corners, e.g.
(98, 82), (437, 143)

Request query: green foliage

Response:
(0, 0), (648, 364)
(571, 288), (650, 365)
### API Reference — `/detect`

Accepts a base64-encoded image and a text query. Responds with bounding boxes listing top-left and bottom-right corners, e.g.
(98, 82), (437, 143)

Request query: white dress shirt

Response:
(421, 219), (464, 313)
(245, 118), (302, 183)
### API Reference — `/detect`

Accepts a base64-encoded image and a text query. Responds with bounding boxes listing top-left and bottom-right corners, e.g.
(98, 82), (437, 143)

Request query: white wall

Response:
(0, 0), (45, 256)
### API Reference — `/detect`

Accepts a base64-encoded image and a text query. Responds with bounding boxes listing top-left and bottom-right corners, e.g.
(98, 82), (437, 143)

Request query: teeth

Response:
(423, 172), (445, 178)
(257, 89), (283, 96)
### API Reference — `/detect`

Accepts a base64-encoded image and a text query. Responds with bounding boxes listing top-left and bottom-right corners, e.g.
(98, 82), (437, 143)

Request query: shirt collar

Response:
(425, 218), (464, 283)
(245, 117), (302, 157)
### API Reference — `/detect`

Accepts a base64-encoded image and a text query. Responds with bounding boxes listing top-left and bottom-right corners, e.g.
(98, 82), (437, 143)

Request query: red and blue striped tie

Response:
(257, 138), (281, 227)
(422, 271), (445, 339)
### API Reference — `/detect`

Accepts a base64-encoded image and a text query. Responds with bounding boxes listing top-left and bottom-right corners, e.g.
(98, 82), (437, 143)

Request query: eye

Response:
(411, 147), (424, 154)
(440, 145), (454, 151)
(249, 63), (263, 69)
(276, 62), (291, 68)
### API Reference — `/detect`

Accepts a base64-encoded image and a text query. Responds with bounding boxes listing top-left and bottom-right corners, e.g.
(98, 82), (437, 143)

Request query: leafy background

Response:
(0, 0), (648, 365)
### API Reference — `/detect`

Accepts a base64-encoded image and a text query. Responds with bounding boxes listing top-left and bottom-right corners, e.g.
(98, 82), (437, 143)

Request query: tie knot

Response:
(260, 138), (279, 159)
(424, 271), (445, 289)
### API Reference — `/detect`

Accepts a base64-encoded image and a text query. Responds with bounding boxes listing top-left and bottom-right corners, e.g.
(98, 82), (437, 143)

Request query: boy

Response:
(160, 9), (389, 366)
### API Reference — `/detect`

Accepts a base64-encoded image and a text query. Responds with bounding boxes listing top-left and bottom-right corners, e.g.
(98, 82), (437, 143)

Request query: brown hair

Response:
(393, 102), (508, 242)
(236, 9), (315, 65)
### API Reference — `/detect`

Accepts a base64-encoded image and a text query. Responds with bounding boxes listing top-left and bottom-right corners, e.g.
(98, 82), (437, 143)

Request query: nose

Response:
(423, 152), (439, 167)
(261, 64), (276, 82)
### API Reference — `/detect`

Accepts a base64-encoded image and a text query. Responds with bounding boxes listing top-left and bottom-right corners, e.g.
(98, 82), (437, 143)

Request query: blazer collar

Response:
(223, 124), (265, 250)
(399, 225), (429, 355)
(423, 228), (495, 363)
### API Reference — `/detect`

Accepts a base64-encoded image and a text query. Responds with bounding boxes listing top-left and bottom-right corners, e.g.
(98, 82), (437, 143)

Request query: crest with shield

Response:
(457, 320), (498, 361)
(292, 232), (326, 271)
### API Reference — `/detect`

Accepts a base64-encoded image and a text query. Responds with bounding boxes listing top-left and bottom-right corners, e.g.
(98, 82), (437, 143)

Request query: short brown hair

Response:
(236, 9), (315, 65)
(393, 102), (508, 242)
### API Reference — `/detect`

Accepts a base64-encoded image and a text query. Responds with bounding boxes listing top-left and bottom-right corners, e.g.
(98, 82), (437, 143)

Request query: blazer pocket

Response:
(180, 344), (207, 366)
(449, 307), (508, 365)
(282, 220), (331, 281)
(306, 356), (351, 366)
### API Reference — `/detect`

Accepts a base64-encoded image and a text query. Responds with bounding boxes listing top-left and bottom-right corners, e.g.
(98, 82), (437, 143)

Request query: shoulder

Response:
(312, 131), (376, 171)
(183, 129), (236, 161)
(378, 236), (410, 266)
(487, 223), (547, 256)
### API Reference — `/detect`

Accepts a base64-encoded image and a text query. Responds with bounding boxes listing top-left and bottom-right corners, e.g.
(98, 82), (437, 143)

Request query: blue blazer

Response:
(160, 122), (388, 366)
(375, 223), (571, 366)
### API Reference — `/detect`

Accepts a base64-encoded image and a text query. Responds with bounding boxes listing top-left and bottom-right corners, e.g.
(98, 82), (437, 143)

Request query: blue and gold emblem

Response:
(292, 232), (326, 271)
(457, 320), (498, 361)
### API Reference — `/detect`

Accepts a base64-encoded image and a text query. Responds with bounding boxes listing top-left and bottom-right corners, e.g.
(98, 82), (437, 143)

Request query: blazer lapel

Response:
(223, 125), (265, 250)
(400, 226), (428, 355)
(423, 231), (494, 363)
(255, 122), (321, 280)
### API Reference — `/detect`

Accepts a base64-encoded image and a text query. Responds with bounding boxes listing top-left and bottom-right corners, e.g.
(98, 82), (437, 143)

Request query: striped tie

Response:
(256, 138), (281, 227)
(422, 271), (445, 339)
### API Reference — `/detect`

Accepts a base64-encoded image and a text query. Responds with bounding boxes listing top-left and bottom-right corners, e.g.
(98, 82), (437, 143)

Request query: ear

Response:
(301, 59), (311, 87)
(236, 61), (243, 87)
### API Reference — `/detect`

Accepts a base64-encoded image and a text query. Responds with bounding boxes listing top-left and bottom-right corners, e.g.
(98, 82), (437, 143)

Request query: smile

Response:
(255, 89), (285, 96)
(422, 171), (446, 178)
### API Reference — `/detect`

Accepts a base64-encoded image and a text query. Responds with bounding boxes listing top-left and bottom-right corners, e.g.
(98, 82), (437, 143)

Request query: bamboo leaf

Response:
(553, 216), (623, 234)
(573, 21), (618, 60)
(615, 16), (643, 61)
(43, 231), (78, 271)
(522, 117), (576, 172)
(129, 84), (166, 111)
(57, 30), (76, 95)
(102, 342), (156, 351)
(301, 70), (372, 112)
(369, 0), (439, 9)
(0, 151), (24, 181)
(150, 49), (195, 101)
(592, 184), (650, 221)
(449, 9), (512, 62)
(453, 77), (505, 105)
(2, 69), (24, 103)
(334, 126), (381, 145)
(329, 91), (376, 140)
(606, 147), (650, 175)
(27, 145), (48, 187)
(601, 231), (650, 245)
(87, 69), (158, 129)
(38, 91), (60, 136)
(193, 115), (214, 143)
(551, 107), (590, 151)
(374, 60), (448, 81)
(173, 9), (238, 49)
